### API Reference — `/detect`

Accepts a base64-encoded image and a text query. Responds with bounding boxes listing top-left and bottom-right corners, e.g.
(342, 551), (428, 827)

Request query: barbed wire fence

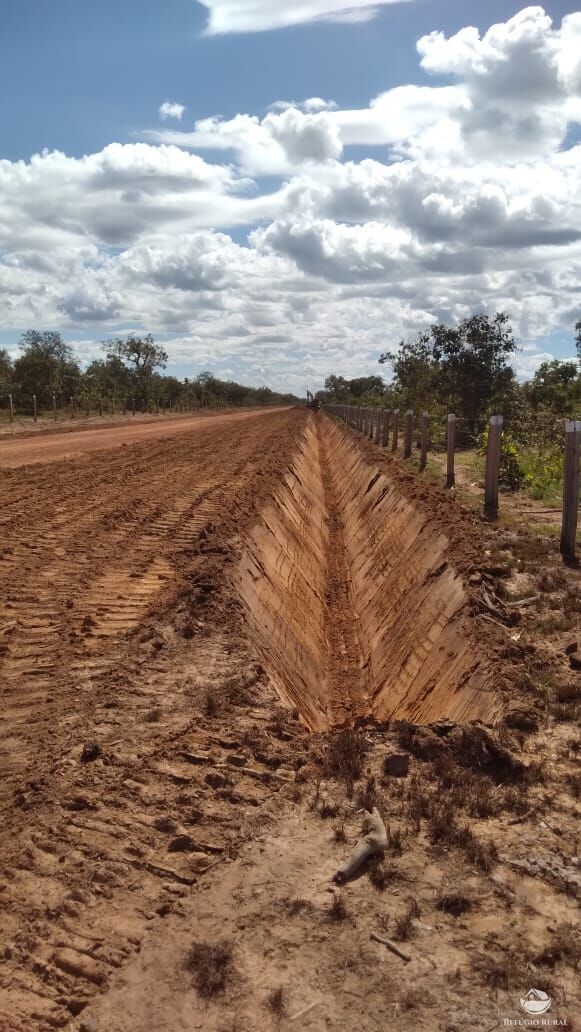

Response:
(323, 403), (581, 561)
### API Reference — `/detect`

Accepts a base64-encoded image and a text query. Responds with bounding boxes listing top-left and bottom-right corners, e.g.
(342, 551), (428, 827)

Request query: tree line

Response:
(318, 314), (581, 450)
(0, 331), (299, 413)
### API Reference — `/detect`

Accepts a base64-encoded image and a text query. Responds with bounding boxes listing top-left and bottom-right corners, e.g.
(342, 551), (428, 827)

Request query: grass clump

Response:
(266, 987), (286, 1017)
(184, 940), (234, 998)
(393, 899), (420, 942)
(323, 729), (367, 792)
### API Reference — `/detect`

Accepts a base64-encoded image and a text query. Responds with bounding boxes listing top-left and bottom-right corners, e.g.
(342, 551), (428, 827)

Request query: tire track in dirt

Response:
(0, 411), (300, 799)
(0, 408), (308, 1031)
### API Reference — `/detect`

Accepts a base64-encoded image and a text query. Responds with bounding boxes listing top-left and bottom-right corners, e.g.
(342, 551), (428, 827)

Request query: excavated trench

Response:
(236, 414), (502, 731)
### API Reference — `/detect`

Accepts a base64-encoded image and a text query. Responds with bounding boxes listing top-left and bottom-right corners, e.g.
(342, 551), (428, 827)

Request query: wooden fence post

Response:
(33, 395), (37, 423)
(8, 394), (13, 423)
(446, 414), (456, 488)
(71, 397), (75, 419)
(404, 410), (413, 459)
(391, 410), (399, 452)
(132, 396), (136, 416)
(420, 412), (429, 471)
(560, 420), (581, 559)
(53, 394), (57, 422)
(368, 409), (375, 441)
(375, 409), (383, 446)
(484, 415), (503, 516)
(383, 410), (390, 449)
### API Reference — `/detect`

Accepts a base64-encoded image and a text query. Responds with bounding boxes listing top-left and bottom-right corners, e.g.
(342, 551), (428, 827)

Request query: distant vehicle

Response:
(306, 390), (321, 412)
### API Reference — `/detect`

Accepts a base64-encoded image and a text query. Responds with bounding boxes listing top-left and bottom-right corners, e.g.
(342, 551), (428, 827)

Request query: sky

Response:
(1, 1), (581, 393)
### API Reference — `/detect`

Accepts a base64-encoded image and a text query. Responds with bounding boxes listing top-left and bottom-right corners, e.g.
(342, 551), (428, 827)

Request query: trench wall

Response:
(236, 415), (501, 730)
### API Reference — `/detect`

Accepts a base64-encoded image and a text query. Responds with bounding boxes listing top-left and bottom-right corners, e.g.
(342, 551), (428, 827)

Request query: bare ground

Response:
(0, 409), (579, 1032)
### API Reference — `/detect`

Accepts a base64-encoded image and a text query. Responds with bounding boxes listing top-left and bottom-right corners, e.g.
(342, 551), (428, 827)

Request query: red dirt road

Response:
(0, 407), (290, 467)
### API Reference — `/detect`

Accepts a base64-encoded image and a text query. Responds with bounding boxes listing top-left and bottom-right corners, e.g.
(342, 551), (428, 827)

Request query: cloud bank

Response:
(1, 7), (580, 391)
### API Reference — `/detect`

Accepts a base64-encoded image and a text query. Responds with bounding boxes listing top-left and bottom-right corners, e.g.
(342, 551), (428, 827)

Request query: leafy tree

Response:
(102, 334), (168, 407)
(84, 356), (132, 402)
(575, 319), (581, 360)
(380, 313), (517, 436)
(13, 330), (81, 409)
(527, 360), (581, 415)
(324, 375), (350, 402)
(0, 348), (13, 392)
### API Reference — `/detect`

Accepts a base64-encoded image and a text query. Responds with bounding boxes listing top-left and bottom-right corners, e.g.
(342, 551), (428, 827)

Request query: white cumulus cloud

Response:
(1, 6), (580, 393)
(197, 0), (412, 35)
(159, 101), (186, 121)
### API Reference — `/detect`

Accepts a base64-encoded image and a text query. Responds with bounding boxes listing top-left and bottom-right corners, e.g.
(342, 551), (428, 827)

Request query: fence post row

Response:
(446, 413), (456, 489)
(391, 410), (399, 452)
(324, 402), (579, 558)
(560, 420), (581, 559)
(404, 410), (413, 459)
(484, 415), (503, 517)
(420, 412), (429, 471)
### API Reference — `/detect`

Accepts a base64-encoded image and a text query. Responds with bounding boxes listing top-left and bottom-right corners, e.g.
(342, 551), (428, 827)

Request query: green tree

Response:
(0, 348), (13, 392)
(102, 334), (168, 408)
(13, 331), (81, 409)
(527, 360), (581, 415)
(84, 356), (132, 403)
(380, 313), (517, 436)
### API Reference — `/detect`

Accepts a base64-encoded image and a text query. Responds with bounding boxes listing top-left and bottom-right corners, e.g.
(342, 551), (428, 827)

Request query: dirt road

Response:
(0, 405), (308, 1029)
(0, 408), (289, 467)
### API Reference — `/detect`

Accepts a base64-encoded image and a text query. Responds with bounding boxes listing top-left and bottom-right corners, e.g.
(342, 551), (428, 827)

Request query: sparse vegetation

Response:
(328, 892), (349, 923)
(184, 940), (234, 998)
(393, 899), (419, 942)
(266, 987), (286, 1017)
(435, 892), (472, 917)
(323, 729), (368, 792)
(204, 690), (219, 717)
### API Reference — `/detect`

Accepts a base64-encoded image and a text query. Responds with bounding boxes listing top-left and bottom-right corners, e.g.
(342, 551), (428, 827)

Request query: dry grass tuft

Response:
(184, 940), (234, 998)
(328, 892), (349, 923)
(323, 729), (368, 792)
(393, 899), (419, 941)
(266, 987), (286, 1017)
(204, 690), (220, 717)
(356, 774), (379, 811)
(435, 892), (472, 917)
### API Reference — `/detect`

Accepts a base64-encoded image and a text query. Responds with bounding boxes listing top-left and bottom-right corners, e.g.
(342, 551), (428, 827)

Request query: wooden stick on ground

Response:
(370, 932), (411, 963)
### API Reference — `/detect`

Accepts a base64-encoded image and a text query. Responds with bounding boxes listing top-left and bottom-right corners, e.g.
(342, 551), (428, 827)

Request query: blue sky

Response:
(1, 1), (580, 391)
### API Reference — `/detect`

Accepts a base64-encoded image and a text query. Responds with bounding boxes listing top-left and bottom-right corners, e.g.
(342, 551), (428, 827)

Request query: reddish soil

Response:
(0, 409), (579, 1032)
(0, 408), (289, 468)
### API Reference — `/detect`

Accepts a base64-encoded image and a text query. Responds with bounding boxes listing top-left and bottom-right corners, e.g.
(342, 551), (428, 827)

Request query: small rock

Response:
(569, 651), (581, 670)
(168, 835), (196, 853)
(383, 753), (409, 777)
(565, 642), (578, 656)
(80, 742), (101, 764)
(504, 707), (540, 733)
(226, 754), (247, 768)
(205, 772), (229, 789)
(80, 1021), (99, 1032)
(181, 751), (212, 765)
(468, 573), (482, 585)
(154, 816), (178, 834)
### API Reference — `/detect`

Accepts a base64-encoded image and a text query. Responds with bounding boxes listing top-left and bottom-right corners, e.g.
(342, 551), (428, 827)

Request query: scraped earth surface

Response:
(0, 410), (579, 1031)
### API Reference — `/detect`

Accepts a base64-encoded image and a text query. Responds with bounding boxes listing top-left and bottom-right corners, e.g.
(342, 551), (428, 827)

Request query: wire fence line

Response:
(0, 393), (279, 424)
(323, 404), (581, 561)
